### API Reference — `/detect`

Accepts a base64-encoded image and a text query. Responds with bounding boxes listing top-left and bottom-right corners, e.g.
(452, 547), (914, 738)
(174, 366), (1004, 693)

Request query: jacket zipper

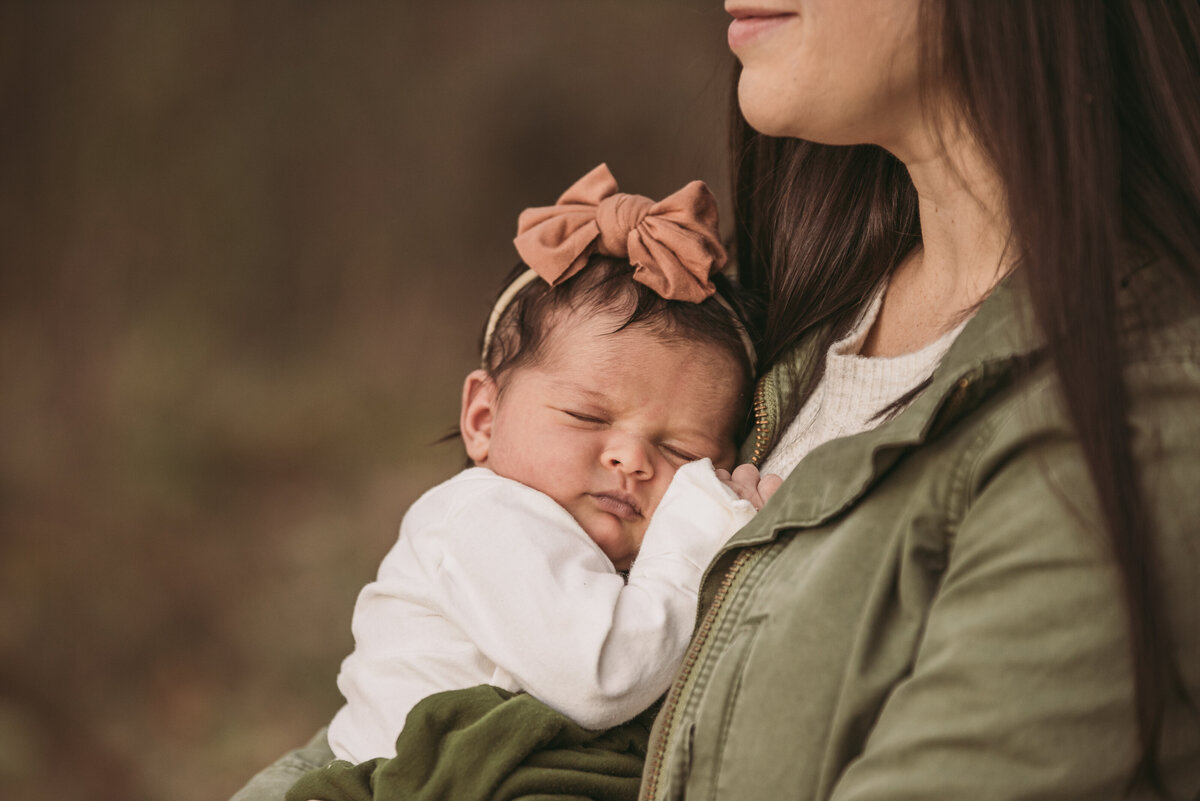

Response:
(749, 372), (775, 466)
(641, 546), (760, 801)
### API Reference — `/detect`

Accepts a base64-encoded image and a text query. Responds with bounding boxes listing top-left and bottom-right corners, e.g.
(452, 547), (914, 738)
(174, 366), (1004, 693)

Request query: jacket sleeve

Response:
(416, 461), (754, 731)
(828, 375), (1149, 800)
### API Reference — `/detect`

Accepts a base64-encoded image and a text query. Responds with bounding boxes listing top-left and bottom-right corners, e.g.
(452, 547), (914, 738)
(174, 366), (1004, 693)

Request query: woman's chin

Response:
(737, 75), (803, 138)
(737, 72), (859, 145)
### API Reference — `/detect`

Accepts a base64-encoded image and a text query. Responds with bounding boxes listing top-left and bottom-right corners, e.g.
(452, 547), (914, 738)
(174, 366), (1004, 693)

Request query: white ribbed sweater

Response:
(761, 291), (968, 479)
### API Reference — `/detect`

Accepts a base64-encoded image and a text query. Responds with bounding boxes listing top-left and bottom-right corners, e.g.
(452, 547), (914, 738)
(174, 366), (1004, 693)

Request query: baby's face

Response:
(462, 309), (743, 570)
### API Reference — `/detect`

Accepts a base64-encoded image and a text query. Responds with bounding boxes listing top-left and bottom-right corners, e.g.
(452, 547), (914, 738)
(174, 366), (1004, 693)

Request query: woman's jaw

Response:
(726, 0), (922, 148)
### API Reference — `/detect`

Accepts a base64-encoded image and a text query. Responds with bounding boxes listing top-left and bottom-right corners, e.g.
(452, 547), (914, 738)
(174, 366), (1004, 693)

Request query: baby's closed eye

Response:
(659, 444), (700, 465)
(560, 409), (607, 425)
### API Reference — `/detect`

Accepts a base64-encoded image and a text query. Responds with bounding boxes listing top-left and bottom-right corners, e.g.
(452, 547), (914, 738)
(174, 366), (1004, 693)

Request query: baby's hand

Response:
(714, 464), (783, 510)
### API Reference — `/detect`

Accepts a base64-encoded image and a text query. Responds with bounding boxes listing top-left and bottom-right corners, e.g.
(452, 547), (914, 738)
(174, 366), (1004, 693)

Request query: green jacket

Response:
(640, 261), (1200, 800)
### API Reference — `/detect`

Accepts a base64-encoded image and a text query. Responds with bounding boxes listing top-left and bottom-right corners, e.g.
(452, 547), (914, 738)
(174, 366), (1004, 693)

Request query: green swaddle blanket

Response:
(287, 685), (651, 801)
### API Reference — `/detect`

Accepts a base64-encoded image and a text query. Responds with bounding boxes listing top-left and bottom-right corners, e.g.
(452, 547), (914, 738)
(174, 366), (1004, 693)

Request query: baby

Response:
(326, 165), (778, 763)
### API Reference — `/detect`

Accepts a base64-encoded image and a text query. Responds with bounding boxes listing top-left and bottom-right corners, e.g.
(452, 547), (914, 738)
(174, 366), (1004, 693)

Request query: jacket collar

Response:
(731, 272), (1045, 545)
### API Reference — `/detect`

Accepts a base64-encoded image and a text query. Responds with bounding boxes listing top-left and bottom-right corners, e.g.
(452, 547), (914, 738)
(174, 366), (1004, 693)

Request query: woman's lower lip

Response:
(727, 15), (793, 52)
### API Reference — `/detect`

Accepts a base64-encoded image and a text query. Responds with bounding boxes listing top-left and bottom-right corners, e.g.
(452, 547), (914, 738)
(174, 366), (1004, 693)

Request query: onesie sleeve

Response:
(426, 459), (755, 731)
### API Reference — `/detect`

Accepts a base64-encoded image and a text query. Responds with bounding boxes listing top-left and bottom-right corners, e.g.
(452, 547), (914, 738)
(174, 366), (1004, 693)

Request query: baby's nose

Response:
(602, 435), (654, 479)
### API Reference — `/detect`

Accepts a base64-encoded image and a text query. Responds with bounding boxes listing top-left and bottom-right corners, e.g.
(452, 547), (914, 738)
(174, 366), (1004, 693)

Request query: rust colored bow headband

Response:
(512, 162), (727, 302)
(483, 164), (755, 369)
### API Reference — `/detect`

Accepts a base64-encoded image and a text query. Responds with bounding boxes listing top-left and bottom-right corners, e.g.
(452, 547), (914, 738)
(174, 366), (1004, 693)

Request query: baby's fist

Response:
(714, 463), (783, 510)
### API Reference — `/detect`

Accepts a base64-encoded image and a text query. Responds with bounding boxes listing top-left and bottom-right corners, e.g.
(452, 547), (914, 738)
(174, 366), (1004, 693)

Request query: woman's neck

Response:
(861, 117), (1014, 357)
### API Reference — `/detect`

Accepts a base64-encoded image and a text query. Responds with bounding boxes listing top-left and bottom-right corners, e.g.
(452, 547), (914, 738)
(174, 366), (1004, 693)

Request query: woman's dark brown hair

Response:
(731, 0), (1200, 792)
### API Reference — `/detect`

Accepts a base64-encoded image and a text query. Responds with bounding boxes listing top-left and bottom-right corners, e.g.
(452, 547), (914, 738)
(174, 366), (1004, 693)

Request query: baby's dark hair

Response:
(481, 255), (760, 439)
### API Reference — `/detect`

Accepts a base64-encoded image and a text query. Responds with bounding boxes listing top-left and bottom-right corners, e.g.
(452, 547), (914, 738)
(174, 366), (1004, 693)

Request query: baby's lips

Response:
(590, 492), (643, 521)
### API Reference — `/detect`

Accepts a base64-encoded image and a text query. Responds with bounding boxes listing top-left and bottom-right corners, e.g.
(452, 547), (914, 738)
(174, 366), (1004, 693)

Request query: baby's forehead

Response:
(536, 329), (694, 388)
(540, 308), (697, 363)
(540, 334), (740, 409)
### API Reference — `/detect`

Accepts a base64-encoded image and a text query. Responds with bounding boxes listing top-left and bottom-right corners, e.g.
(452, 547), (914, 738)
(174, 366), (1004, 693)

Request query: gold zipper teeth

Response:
(750, 392), (771, 465)
(642, 547), (758, 801)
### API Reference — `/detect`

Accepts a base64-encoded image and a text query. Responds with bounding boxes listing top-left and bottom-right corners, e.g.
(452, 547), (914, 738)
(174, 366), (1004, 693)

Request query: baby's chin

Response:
(581, 515), (646, 572)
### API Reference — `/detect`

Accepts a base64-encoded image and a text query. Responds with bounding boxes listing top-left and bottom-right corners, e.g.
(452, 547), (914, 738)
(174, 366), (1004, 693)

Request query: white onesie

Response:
(327, 459), (755, 762)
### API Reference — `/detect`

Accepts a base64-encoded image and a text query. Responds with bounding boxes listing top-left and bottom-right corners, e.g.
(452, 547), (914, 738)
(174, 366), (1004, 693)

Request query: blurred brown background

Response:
(0, 2), (731, 799)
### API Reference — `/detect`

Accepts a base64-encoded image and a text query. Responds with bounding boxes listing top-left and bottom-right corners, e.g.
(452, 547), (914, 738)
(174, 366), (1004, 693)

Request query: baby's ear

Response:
(460, 369), (498, 465)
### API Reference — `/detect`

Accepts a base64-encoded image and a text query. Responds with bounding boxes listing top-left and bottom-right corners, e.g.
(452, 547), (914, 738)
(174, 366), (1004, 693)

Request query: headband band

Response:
(480, 269), (540, 368)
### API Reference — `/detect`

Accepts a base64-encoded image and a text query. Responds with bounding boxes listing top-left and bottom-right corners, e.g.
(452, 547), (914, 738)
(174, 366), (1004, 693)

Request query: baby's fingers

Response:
(726, 464), (768, 509)
(714, 467), (745, 502)
(758, 473), (784, 504)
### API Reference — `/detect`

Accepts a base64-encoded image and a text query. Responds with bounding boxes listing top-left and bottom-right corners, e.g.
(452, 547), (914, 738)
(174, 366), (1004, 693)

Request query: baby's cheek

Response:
(712, 441), (739, 472)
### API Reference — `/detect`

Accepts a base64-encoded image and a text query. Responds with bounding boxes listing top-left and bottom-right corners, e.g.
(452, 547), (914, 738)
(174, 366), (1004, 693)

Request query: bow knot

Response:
(595, 193), (652, 257)
(513, 164), (726, 303)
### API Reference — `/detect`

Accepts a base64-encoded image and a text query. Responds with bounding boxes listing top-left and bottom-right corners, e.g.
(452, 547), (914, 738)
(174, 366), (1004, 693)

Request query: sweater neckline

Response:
(760, 286), (972, 478)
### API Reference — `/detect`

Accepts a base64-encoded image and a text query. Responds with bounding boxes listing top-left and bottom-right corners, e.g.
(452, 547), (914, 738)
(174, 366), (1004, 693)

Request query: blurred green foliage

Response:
(0, 2), (730, 799)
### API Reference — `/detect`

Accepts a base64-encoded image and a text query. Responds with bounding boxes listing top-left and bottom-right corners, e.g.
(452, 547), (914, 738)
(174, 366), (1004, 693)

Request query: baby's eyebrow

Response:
(572, 387), (611, 404)
(548, 380), (610, 405)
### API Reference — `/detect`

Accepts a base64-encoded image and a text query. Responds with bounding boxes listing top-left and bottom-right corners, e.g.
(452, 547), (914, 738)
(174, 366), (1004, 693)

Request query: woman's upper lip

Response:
(725, 4), (795, 20)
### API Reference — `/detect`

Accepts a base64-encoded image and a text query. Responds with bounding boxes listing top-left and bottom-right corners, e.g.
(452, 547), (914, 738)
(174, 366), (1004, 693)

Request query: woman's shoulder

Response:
(1117, 254), (1200, 366)
(964, 254), (1200, 474)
